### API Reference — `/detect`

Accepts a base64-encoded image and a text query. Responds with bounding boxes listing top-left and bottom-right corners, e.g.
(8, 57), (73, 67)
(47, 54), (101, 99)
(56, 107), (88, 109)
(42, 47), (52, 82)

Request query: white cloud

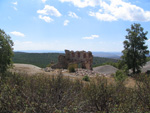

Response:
(83, 35), (99, 39)
(12, 2), (17, 5)
(89, 0), (150, 22)
(39, 15), (53, 23)
(42, 0), (47, 3)
(37, 5), (62, 17)
(64, 20), (70, 26)
(89, 11), (117, 21)
(13, 7), (18, 11)
(12, 1), (18, 11)
(10, 31), (25, 37)
(68, 11), (79, 19)
(59, 0), (100, 8)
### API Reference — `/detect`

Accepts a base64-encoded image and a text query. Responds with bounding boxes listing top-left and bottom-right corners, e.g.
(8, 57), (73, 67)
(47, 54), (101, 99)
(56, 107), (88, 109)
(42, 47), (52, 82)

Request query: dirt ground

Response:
(10, 64), (45, 75)
(9, 63), (136, 88)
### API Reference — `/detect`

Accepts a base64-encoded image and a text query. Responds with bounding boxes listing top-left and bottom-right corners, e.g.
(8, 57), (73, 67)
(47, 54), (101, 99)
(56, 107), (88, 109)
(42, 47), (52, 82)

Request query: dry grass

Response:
(1, 70), (150, 112)
(9, 63), (138, 89)
(123, 77), (137, 88)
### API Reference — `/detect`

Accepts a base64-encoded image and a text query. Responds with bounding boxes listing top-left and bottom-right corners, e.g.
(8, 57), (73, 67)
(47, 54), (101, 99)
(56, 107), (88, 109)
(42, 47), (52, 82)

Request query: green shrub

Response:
(82, 75), (90, 82)
(2, 71), (150, 112)
(135, 74), (150, 111)
(68, 63), (77, 73)
(46, 63), (52, 67)
(83, 77), (116, 112)
(68, 66), (75, 73)
(114, 70), (127, 82)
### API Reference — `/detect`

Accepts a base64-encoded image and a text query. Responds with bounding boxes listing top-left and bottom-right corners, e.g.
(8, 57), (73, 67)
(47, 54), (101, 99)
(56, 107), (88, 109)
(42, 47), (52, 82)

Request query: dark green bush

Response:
(68, 64), (77, 73)
(68, 66), (75, 73)
(82, 75), (90, 82)
(114, 70), (127, 82)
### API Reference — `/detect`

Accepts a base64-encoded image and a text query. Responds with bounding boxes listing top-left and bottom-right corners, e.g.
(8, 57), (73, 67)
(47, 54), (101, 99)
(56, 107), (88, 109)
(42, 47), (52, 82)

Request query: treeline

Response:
(93, 57), (118, 67)
(13, 52), (118, 68)
(13, 52), (62, 68)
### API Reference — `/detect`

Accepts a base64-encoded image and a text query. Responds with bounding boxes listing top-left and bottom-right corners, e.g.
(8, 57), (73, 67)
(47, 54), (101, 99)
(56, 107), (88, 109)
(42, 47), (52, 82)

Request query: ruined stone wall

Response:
(65, 50), (93, 61)
(51, 50), (93, 70)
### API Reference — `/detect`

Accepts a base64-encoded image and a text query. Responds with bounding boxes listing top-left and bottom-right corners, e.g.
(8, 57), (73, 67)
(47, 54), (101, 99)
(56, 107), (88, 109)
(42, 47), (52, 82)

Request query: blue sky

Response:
(0, 0), (150, 52)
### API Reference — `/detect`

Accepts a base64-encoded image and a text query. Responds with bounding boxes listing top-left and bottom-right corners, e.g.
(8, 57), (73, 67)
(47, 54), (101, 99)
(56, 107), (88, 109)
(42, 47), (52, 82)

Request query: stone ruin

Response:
(51, 50), (93, 70)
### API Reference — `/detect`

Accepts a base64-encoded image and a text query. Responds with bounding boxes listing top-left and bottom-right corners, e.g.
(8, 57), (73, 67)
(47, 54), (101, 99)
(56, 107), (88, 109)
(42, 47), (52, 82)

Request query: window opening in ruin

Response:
(78, 63), (82, 68)
(82, 63), (86, 69)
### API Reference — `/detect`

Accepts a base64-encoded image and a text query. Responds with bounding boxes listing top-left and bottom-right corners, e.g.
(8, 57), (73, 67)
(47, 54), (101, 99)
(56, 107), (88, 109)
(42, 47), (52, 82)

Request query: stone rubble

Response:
(43, 67), (110, 77)
(75, 68), (101, 76)
(43, 67), (53, 72)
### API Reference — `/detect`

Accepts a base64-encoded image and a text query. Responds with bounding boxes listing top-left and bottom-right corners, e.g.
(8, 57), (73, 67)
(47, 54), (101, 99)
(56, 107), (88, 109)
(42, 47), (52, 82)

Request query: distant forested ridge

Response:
(93, 57), (118, 67)
(13, 52), (118, 68)
(13, 52), (62, 68)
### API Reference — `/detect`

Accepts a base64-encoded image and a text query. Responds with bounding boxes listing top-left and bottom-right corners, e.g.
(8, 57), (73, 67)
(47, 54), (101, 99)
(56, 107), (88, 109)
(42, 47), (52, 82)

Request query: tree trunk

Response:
(133, 68), (135, 74)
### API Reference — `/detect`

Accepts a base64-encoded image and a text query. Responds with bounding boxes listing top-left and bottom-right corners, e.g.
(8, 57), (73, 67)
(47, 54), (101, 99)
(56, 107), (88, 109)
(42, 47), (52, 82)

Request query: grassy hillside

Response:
(13, 52), (118, 68)
(13, 52), (62, 68)
(93, 57), (118, 67)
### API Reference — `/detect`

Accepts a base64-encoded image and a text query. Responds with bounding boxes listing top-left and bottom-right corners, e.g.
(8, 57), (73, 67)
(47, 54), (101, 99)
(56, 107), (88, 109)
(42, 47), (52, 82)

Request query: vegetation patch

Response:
(82, 75), (90, 82)
(114, 70), (127, 82)
(1, 72), (150, 112)
(68, 63), (77, 73)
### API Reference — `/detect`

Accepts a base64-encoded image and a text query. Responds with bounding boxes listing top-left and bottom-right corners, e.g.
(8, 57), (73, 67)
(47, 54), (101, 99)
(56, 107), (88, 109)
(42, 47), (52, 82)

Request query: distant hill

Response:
(13, 52), (62, 68)
(92, 52), (122, 59)
(13, 52), (118, 68)
(14, 50), (122, 59)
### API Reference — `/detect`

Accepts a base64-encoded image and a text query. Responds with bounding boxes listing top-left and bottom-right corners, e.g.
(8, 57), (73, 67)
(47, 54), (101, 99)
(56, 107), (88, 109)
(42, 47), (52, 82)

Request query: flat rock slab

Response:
(141, 61), (150, 73)
(93, 65), (118, 75)
(10, 64), (44, 75)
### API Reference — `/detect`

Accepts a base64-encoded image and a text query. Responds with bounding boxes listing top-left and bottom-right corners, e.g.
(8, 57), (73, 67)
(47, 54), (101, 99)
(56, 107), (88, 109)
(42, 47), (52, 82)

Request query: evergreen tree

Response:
(0, 29), (13, 74)
(122, 23), (149, 74)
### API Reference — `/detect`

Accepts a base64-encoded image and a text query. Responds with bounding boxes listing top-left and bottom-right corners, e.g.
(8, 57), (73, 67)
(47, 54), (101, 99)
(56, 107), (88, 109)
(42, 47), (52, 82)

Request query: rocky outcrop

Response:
(51, 50), (93, 70)
(93, 65), (118, 75)
(75, 68), (99, 76)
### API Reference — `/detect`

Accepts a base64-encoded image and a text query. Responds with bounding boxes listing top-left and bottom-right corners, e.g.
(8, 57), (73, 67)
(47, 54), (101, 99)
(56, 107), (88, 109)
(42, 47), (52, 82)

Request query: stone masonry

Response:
(51, 50), (93, 70)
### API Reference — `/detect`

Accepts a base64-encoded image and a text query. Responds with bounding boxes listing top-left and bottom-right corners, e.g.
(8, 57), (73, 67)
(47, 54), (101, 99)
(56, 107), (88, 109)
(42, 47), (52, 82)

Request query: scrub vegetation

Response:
(1, 72), (150, 112)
